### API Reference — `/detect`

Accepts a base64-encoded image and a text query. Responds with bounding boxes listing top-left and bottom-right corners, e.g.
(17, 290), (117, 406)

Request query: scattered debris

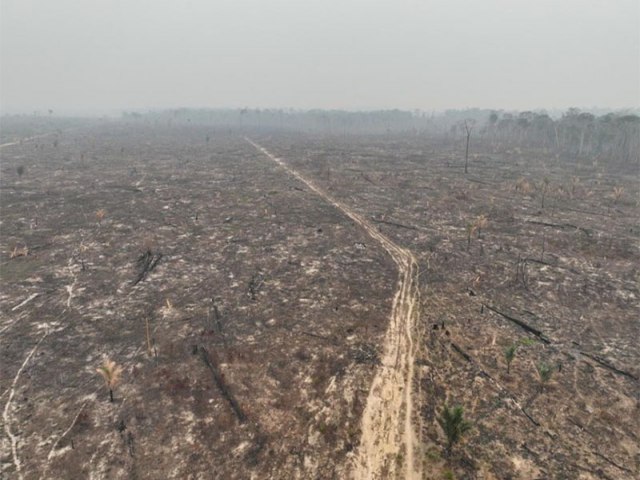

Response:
(132, 249), (163, 286)
(351, 343), (380, 365)
(247, 272), (265, 300)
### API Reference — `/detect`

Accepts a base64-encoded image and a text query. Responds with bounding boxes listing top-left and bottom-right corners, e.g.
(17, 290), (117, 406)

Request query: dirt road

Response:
(248, 139), (422, 479)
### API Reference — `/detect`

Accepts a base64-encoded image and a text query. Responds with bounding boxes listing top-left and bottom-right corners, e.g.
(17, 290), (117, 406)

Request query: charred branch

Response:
(132, 249), (162, 286)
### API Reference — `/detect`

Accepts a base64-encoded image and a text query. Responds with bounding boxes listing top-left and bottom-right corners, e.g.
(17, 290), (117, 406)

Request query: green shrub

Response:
(437, 405), (472, 456)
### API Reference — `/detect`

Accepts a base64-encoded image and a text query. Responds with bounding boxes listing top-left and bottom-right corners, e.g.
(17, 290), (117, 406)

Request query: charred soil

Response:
(1, 122), (638, 479)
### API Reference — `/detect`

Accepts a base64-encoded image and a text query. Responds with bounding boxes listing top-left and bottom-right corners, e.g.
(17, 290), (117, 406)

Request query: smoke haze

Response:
(1, 0), (638, 114)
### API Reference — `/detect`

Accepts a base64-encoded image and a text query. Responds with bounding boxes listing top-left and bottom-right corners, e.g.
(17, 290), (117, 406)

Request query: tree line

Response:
(478, 109), (639, 165)
(123, 107), (639, 165)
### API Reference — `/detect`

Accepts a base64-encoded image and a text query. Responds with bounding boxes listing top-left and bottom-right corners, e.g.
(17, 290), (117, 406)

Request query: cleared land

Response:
(261, 133), (639, 479)
(1, 121), (638, 479)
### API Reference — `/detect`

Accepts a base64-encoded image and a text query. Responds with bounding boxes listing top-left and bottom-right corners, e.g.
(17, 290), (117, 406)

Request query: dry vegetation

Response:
(1, 119), (638, 479)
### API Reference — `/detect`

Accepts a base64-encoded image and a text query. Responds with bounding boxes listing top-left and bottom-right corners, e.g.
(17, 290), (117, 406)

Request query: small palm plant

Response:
(97, 359), (123, 402)
(612, 186), (624, 205)
(437, 404), (472, 456)
(474, 215), (488, 238)
(466, 223), (477, 250)
(515, 177), (533, 194)
(536, 362), (553, 391)
(504, 344), (517, 374)
(95, 209), (106, 224)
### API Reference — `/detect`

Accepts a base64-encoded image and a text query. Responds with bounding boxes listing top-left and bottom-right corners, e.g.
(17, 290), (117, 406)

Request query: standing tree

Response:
(466, 222), (477, 250)
(569, 176), (580, 198)
(97, 359), (123, 402)
(540, 177), (550, 209)
(437, 404), (472, 456)
(504, 345), (517, 373)
(464, 120), (475, 173)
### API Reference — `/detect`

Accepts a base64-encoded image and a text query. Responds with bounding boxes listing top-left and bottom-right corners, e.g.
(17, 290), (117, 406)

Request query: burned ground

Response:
(1, 124), (394, 479)
(261, 134), (639, 479)
(1, 121), (639, 479)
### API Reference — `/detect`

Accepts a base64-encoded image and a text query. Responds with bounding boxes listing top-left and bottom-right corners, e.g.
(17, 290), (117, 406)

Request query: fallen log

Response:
(566, 462), (614, 480)
(361, 173), (377, 185)
(450, 342), (472, 362)
(484, 304), (551, 344)
(579, 351), (638, 380)
(520, 408), (541, 427)
(370, 217), (420, 231)
(300, 330), (332, 341)
(560, 206), (611, 218)
(594, 451), (634, 474)
(199, 346), (247, 423)
(465, 177), (496, 186)
(525, 219), (591, 236)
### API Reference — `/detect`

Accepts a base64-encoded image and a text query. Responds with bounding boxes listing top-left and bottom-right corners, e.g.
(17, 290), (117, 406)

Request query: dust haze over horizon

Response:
(1, 0), (639, 116)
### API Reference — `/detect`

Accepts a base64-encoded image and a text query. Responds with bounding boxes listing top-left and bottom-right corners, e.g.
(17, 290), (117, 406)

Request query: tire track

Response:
(247, 138), (421, 479)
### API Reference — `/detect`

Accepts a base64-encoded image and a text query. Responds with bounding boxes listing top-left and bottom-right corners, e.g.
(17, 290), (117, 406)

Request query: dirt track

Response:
(248, 138), (422, 479)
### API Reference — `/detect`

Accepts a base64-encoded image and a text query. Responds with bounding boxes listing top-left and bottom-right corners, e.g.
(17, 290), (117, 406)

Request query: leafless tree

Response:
(464, 120), (475, 173)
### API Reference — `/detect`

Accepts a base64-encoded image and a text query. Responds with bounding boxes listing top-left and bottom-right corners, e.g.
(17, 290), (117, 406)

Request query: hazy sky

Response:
(1, 0), (638, 114)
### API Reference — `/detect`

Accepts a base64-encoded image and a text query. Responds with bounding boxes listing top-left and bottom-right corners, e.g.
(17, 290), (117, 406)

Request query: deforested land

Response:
(1, 109), (638, 479)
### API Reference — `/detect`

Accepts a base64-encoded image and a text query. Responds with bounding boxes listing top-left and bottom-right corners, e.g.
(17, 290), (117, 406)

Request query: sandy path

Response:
(247, 139), (421, 479)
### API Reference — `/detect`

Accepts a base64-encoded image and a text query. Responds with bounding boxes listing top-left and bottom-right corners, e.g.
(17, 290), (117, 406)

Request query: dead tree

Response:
(515, 256), (528, 288)
(464, 120), (474, 174)
(540, 177), (550, 209)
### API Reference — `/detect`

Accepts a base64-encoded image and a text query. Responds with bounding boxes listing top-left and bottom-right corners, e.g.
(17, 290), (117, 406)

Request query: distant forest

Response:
(125, 108), (640, 165)
(1, 107), (637, 166)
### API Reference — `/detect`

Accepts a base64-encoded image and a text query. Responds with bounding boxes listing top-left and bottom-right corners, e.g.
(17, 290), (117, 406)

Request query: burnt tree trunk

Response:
(464, 121), (473, 173)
